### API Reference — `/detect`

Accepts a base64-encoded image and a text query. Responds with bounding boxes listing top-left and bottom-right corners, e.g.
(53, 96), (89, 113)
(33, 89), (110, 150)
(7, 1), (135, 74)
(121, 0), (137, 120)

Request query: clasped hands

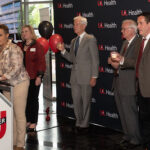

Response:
(110, 52), (122, 62)
(108, 52), (123, 69)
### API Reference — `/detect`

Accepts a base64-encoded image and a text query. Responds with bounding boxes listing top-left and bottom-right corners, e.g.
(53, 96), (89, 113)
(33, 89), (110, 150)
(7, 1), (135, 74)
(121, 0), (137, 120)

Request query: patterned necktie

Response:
(74, 36), (80, 56)
(122, 41), (129, 56)
(136, 38), (146, 78)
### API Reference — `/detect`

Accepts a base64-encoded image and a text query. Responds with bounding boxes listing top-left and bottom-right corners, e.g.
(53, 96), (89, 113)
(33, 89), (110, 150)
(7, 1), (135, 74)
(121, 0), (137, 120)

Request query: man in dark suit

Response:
(136, 12), (150, 150)
(57, 16), (99, 133)
(108, 19), (141, 149)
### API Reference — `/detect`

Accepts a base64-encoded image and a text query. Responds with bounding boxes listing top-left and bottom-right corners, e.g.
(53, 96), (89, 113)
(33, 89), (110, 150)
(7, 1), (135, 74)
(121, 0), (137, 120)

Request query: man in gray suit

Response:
(108, 19), (141, 149)
(136, 12), (150, 150)
(57, 16), (99, 132)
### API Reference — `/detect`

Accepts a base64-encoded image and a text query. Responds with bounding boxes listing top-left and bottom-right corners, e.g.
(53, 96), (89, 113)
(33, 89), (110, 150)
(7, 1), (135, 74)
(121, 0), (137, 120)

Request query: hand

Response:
(57, 42), (65, 51)
(110, 52), (121, 62)
(108, 56), (119, 69)
(0, 75), (7, 81)
(90, 78), (97, 87)
(35, 77), (41, 86)
(111, 61), (119, 69)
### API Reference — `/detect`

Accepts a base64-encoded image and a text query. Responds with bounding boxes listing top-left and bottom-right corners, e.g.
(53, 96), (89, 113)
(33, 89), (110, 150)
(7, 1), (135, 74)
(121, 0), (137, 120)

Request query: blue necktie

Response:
(74, 36), (80, 56)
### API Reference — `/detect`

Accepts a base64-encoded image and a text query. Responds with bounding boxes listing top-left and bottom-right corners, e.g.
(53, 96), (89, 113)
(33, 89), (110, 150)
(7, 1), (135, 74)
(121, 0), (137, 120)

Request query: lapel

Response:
(120, 40), (128, 55)
(142, 39), (150, 59)
(72, 38), (76, 51)
(124, 35), (138, 57)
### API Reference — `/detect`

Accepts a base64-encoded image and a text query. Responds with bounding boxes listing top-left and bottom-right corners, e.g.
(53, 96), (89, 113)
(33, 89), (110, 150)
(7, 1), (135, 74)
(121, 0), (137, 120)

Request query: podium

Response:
(0, 82), (13, 150)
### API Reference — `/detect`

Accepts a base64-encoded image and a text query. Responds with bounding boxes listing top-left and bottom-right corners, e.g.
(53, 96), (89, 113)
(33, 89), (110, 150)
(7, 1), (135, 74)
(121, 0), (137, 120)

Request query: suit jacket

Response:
(114, 35), (140, 95)
(137, 37), (150, 97)
(62, 33), (99, 85)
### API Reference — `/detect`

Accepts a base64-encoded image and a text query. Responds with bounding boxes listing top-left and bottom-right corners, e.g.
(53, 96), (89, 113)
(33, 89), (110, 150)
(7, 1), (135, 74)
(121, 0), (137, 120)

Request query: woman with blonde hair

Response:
(18, 25), (46, 132)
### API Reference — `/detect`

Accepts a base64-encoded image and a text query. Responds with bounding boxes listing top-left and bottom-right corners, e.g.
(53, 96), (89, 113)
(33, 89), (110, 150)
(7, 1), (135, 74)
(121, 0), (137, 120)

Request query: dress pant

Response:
(137, 86), (150, 145)
(3, 79), (29, 147)
(26, 79), (41, 124)
(114, 77), (141, 144)
(71, 83), (92, 128)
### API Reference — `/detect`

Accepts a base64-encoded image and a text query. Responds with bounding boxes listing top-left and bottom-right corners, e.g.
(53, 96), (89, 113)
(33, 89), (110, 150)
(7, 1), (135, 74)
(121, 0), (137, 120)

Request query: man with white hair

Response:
(57, 16), (99, 134)
(108, 19), (141, 149)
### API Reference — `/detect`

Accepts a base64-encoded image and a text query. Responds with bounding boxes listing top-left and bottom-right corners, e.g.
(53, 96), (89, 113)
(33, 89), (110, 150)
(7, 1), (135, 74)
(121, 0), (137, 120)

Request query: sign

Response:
(0, 93), (13, 150)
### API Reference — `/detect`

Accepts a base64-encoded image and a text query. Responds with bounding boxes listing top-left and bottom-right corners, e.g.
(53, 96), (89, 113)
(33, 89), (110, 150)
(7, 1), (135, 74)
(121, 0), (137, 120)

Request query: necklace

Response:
(25, 40), (32, 46)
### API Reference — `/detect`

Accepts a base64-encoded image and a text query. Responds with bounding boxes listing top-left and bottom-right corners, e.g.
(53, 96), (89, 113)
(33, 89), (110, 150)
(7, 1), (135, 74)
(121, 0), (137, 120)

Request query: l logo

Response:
(0, 111), (6, 139)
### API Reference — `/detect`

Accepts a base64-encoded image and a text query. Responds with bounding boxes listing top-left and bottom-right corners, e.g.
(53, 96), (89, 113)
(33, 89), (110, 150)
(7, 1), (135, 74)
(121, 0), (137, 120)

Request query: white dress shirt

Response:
(143, 33), (150, 51)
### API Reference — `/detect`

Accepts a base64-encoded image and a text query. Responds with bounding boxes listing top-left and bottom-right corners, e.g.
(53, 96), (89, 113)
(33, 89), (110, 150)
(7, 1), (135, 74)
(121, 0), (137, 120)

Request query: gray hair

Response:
(122, 19), (137, 33)
(73, 16), (88, 26)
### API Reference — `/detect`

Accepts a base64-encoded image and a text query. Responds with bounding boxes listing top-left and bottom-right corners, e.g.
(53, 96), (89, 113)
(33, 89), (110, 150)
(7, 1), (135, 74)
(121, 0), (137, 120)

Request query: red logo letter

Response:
(0, 111), (6, 139)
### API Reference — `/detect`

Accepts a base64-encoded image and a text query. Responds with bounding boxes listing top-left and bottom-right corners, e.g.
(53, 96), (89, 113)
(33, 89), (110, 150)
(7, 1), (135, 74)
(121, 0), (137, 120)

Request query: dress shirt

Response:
(79, 32), (86, 44)
(143, 33), (150, 51)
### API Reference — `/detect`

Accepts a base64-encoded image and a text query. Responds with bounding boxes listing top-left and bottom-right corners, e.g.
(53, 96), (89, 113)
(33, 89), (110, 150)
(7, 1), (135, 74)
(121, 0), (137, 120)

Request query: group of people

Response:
(0, 11), (150, 150)
(108, 12), (150, 150)
(57, 13), (150, 150)
(0, 24), (46, 150)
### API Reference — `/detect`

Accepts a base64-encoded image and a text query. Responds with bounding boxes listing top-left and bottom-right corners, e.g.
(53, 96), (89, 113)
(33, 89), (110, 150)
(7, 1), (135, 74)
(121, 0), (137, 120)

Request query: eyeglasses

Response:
(121, 27), (131, 31)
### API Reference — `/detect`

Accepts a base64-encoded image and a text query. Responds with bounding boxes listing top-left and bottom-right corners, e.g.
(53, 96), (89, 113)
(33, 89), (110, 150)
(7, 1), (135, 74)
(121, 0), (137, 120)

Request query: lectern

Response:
(0, 82), (13, 150)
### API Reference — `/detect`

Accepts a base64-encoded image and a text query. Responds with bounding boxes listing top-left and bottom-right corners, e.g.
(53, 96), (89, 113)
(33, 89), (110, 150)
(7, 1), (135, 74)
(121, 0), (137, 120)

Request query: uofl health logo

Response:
(0, 111), (6, 139)
(121, 9), (142, 16)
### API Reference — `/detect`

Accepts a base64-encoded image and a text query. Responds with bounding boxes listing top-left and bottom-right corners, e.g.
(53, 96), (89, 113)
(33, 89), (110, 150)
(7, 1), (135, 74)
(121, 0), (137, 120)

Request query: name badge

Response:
(30, 48), (36, 52)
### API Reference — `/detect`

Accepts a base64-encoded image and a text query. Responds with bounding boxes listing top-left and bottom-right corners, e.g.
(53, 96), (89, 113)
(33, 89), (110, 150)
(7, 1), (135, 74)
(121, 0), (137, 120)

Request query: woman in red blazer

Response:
(18, 25), (46, 132)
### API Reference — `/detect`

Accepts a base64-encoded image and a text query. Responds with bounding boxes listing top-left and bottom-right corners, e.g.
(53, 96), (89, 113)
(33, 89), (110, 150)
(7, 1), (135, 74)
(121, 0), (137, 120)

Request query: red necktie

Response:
(136, 39), (146, 78)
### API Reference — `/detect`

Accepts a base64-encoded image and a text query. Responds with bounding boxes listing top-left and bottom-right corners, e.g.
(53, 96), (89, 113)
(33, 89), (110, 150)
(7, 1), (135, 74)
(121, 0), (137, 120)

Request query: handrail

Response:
(0, 81), (13, 92)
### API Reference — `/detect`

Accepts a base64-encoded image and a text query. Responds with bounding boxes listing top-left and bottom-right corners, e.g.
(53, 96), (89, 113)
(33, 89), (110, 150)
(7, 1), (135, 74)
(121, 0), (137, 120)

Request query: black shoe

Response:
(71, 126), (80, 134)
(79, 127), (89, 135)
(74, 127), (81, 134)
(27, 128), (36, 133)
(145, 143), (150, 150)
(121, 142), (140, 150)
(120, 139), (129, 146)
(119, 139), (129, 150)
(127, 143), (140, 149)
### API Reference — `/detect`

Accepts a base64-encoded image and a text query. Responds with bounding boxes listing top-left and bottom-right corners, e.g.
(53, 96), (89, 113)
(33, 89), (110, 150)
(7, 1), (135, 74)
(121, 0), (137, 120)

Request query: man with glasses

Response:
(108, 19), (141, 149)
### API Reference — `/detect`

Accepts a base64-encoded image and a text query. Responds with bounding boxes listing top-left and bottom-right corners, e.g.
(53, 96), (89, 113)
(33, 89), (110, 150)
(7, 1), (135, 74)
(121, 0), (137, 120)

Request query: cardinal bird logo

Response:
(0, 111), (6, 139)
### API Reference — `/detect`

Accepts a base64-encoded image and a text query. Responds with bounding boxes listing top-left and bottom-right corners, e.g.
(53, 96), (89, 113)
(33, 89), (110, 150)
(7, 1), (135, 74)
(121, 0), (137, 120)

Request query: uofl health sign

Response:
(54, 0), (150, 130)
(0, 93), (13, 150)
